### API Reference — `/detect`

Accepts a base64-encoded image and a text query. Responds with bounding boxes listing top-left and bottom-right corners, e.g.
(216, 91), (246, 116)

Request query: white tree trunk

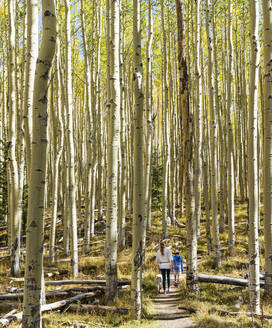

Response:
(160, 0), (170, 240)
(105, 0), (120, 304)
(145, 0), (153, 232)
(8, 0), (21, 277)
(24, 0), (38, 179)
(248, 0), (260, 314)
(205, 0), (221, 268)
(64, 0), (78, 277)
(263, 0), (272, 297)
(22, 0), (56, 325)
(194, 0), (202, 239)
(49, 28), (64, 265)
(131, 0), (145, 318)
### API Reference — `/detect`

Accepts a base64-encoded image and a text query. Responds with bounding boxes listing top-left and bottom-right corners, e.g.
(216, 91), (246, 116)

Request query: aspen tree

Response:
(24, 0), (38, 179)
(248, 0), (260, 313)
(176, 0), (198, 293)
(64, 0), (78, 277)
(168, 20), (177, 223)
(205, 0), (221, 268)
(131, 0), (145, 318)
(105, 0), (120, 304)
(213, 4), (225, 233)
(263, 0), (272, 296)
(96, 1), (104, 223)
(144, 0), (153, 233)
(236, 47), (245, 202)
(49, 26), (64, 265)
(17, 8), (26, 230)
(94, 0), (102, 225)
(80, 0), (94, 253)
(227, 0), (235, 254)
(160, 0), (170, 239)
(22, 0), (56, 325)
(201, 49), (212, 255)
(194, 0), (202, 239)
(118, 3), (126, 249)
(59, 64), (70, 256)
(8, 0), (21, 277)
(241, 10), (248, 201)
(90, 1), (99, 243)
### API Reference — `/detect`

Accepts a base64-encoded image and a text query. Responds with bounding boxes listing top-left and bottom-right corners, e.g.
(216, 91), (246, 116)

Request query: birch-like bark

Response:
(80, 0), (94, 254)
(49, 29), (64, 265)
(24, 0), (38, 179)
(160, 0), (170, 240)
(248, 0), (260, 314)
(22, 0), (56, 325)
(205, 0), (221, 268)
(144, 0), (153, 233)
(194, 0), (202, 239)
(263, 0), (272, 297)
(64, 0), (78, 277)
(8, 0), (21, 277)
(227, 0), (235, 254)
(118, 8), (126, 249)
(105, 0), (120, 304)
(131, 0), (145, 318)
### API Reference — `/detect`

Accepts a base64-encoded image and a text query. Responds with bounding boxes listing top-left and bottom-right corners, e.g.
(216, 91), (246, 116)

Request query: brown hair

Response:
(160, 241), (165, 256)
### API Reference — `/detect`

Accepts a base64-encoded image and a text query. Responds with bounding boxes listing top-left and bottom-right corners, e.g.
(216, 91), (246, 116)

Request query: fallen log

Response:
(240, 273), (265, 280)
(198, 274), (265, 287)
(67, 304), (129, 315)
(0, 291), (97, 326)
(45, 279), (130, 286)
(0, 309), (17, 322)
(0, 286), (104, 301)
(209, 308), (272, 320)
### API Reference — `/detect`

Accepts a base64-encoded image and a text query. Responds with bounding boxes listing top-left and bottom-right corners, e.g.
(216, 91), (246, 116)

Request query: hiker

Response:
(173, 249), (183, 286)
(156, 241), (173, 294)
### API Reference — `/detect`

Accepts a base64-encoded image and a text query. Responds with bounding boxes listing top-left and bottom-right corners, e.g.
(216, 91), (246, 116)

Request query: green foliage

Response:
(0, 138), (8, 223)
(151, 153), (163, 206)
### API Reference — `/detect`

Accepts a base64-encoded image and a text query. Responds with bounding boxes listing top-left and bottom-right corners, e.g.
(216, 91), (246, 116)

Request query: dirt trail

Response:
(152, 274), (196, 328)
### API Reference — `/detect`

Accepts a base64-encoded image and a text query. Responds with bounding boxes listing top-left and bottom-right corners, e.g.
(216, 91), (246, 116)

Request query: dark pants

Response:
(160, 269), (171, 291)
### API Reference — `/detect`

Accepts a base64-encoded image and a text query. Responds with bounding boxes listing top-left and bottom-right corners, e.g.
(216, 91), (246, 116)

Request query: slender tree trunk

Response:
(248, 0), (260, 314)
(160, 0), (170, 240)
(105, 0), (120, 304)
(8, 0), (21, 277)
(22, 0), (56, 325)
(205, 0), (221, 268)
(194, 0), (202, 239)
(118, 8), (126, 249)
(144, 0), (153, 233)
(49, 30), (64, 264)
(227, 0), (235, 254)
(80, 0), (94, 254)
(263, 0), (272, 297)
(64, 0), (78, 277)
(24, 0), (38, 180)
(176, 0), (198, 293)
(131, 0), (145, 318)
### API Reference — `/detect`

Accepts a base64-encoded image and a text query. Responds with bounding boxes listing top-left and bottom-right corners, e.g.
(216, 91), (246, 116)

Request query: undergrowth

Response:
(1, 199), (272, 327)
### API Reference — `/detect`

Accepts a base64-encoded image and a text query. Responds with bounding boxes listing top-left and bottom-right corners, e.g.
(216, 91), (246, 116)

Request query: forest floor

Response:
(1, 200), (272, 327)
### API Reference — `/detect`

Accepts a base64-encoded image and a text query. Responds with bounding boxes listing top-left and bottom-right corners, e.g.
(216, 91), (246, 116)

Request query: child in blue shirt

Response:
(173, 250), (183, 286)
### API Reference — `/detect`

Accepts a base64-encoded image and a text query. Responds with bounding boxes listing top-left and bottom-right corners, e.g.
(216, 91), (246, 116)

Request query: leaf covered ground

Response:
(0, 200), (272, 327)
